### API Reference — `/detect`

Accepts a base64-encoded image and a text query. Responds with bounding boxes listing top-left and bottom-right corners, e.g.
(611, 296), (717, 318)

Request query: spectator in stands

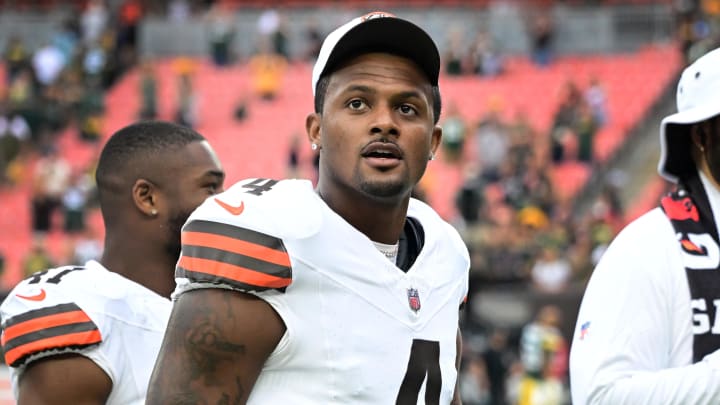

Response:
(22, 237), (55, 278)
(518, 305), (567, 405)
(574, 102), (598, 164)
(585, 75), (608, 127)
(138, 59), (158, 120)
(71, 226), (103, 264)
(444, 28), (468, 76)
(456, 168), (485, 228)
(522, 153), (555, 219)
(0, 101), (30, 185)
(553, 80), (583, 130)
(441, 102), (468, 163)
(459, 355), (491, 405)
(173, 58), (199, 128)
(31, 147), (71, 235)
(168, 0), (192, 22)
(529, 243), (572, 294)
(272, 13), (291, 60)
(481, 328), (515, 405)
(52, 18), (80, 68)
(474, 102), (510, 183)
(528, 11), (555, 67)
(77, 78), (105, 143)
(286, 133), (302, 179)
(116, 0), (143, 69)
(256, 8), (289, 59)
(470, 30), (504, 77)
(302, 19), (324, 62)
(205, 3), (235, 67)
(32, 41), (66, 88)
(549, 126), (572, 164)
(81, 0), (109, 47)
(249, 38), (287, 101)
(507, 109), (535, 177)
(6, 67), (34, 110)
(62, 168), (93, 233)
(3, 36), (30, 84)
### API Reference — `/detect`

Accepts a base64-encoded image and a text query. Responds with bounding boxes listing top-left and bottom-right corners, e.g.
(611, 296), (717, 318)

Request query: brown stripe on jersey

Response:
(184, 220), (287, 251)
(177, 256), (291, 291)
(181, 240), (290, 277)
(178, 220), (292, 291)
(4, 329), (102, 367)
(2, 303), (101, 367)
(3, 303), (82, 329)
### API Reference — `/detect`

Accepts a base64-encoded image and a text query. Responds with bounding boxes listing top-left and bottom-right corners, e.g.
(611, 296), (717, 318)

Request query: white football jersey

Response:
(0, 260), (171, 404)
(175, 178), (470, 404)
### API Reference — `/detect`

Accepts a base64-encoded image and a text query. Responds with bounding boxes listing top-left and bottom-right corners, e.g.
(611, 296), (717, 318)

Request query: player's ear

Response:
(430, 125), (442, 158)
(133, 178), (159, 218)
(306, 112), (321, 147)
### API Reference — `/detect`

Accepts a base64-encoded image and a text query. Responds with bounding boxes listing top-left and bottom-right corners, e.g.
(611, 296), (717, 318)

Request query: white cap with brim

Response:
(658, 47), (720, 183)
(311, 11), (440, 96)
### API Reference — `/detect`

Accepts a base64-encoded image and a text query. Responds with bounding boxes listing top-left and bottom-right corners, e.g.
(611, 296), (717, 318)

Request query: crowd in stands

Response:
(0, 1), (714, 404)
(1, 0), (142, 278)
(676, 0), (720, 64)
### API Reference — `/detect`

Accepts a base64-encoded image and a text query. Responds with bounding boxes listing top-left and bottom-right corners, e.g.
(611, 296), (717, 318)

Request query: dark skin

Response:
(692, 116), (720, 188)
(18, 140), (224, 405)
(146, 53), (463, 404)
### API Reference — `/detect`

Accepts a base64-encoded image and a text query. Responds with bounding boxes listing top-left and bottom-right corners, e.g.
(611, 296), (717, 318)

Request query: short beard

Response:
(165, 209), (194, 261)
(358, 176), (408, 200)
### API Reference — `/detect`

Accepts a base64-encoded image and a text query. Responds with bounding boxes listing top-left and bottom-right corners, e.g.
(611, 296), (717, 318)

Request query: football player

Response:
(0, 121), (224, 404)
(147, 12), (470, 405)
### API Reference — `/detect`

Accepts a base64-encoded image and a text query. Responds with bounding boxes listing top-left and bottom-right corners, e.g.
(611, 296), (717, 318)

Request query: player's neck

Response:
(316, 185), (409, 244)
(100, 240), (176, 298)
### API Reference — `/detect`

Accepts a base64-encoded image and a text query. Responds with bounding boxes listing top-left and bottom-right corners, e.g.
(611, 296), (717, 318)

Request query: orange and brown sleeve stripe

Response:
(177, 220), (292, 292)
(1, 303), (102, 367)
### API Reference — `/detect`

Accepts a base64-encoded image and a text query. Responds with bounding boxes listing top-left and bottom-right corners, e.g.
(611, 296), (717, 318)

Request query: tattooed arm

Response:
(146, 288), (285, 404)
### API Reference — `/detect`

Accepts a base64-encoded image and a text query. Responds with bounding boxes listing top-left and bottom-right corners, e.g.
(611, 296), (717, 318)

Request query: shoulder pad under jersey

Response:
(191, 178), (322, 240)
(1, 266), (102, 367)
(176, 178), (320, 293)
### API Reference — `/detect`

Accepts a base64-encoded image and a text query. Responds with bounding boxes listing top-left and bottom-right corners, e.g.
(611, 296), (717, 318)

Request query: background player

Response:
(0, 120), (224, 404)
(570, 47), (720, 404)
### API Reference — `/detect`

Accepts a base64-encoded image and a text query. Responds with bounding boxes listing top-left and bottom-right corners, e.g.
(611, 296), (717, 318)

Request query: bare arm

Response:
(146, 288), (285, 404)
(451, 327), (463, 405)
(18, 354), (111, 405)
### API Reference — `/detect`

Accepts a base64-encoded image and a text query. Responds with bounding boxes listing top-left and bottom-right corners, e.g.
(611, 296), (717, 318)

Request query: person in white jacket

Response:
(570, 47), (720, 404)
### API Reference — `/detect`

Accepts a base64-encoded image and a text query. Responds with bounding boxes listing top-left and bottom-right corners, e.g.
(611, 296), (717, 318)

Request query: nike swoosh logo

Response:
(16, 289), (46, 301)
(215, 198), (245, 215)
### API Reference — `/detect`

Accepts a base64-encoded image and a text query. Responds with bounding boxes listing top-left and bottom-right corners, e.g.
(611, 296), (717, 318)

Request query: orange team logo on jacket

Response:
(661, 195), (699, 222)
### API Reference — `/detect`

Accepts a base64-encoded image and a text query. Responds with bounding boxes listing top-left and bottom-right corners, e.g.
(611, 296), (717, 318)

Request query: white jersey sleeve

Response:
(1, 265), (104, 368)
(174, 178), (321, 297)
(569, 208), (720, 405)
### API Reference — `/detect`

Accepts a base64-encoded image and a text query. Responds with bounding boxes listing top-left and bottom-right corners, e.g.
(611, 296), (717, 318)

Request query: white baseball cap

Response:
(311, 11), (440, 96)
(658, 47), (720, 182)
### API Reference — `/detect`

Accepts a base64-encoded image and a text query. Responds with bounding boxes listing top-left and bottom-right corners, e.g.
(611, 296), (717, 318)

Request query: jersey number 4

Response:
(396, 339), (441, 405)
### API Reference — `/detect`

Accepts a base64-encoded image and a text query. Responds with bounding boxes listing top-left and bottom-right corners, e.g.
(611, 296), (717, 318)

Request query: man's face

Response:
(310, 53), (441, 202)
(162, 141), (225, 258)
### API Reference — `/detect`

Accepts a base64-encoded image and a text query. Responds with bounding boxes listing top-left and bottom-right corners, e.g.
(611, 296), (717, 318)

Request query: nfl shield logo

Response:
(407, 288), (421, 313)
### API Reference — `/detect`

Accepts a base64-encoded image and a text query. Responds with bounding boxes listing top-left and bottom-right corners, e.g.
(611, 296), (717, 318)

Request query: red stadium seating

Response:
(0, 45), (682, 288)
